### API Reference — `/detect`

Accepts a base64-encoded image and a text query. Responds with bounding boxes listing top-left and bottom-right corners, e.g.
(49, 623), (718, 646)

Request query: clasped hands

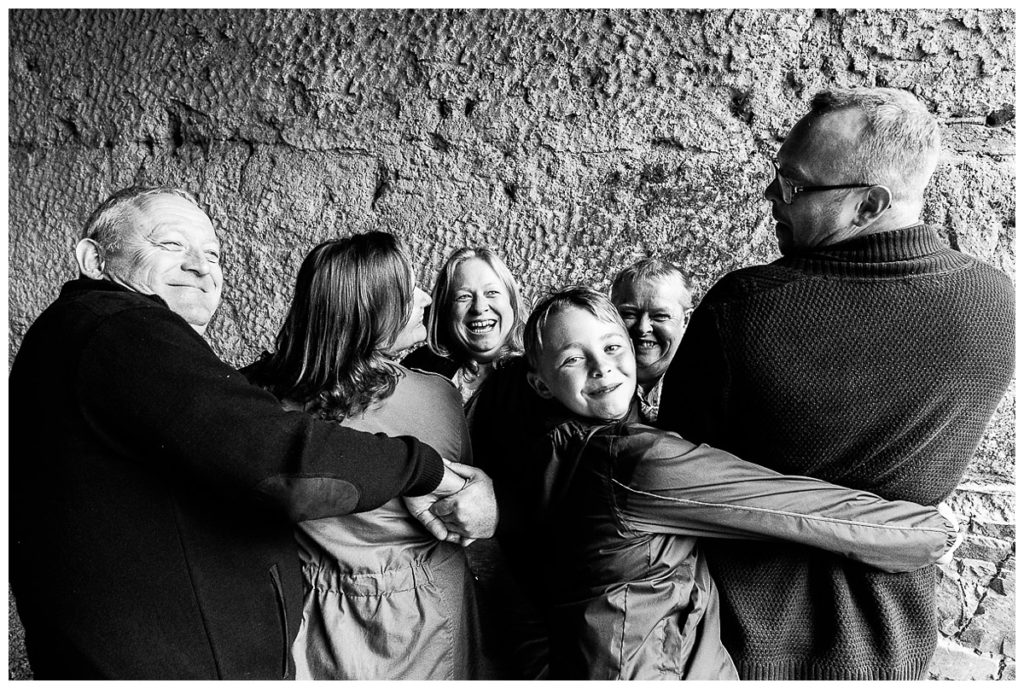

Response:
(404, 460), (497, 546)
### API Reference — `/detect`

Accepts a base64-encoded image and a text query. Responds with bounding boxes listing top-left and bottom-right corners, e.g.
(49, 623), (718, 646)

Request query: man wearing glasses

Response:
(610, 258), (694, 423)
(657, 87), (1014, 680)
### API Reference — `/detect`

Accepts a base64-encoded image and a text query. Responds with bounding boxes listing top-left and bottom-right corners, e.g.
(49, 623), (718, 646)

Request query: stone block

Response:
(957, 534), (1014, 563)
(959, 587), (1015, 657)
(928, 637), (1002, 680)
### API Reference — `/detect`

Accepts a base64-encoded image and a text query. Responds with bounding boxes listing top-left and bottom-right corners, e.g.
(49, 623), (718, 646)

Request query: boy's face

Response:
(528, 305), (636, 420)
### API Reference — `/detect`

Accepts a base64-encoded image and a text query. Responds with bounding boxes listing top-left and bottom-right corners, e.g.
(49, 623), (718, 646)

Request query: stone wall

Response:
(7, 8), (1015, 680)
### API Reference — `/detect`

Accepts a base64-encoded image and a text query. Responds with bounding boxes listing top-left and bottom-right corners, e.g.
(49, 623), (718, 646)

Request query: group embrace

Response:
(10, 87), (1014, 681)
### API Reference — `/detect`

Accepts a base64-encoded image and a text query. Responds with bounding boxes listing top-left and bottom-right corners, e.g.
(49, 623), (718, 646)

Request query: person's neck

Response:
(638, 377), (660, 394)
(852, 200), (923, 237)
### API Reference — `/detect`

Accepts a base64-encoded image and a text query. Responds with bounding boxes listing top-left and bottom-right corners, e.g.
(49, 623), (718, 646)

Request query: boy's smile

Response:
(528, 305), (636, 420)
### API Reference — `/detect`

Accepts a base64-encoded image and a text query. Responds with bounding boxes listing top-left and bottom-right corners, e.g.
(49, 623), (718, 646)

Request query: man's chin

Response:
(171, 303), (216, 331)
(775, 224), (794, 255)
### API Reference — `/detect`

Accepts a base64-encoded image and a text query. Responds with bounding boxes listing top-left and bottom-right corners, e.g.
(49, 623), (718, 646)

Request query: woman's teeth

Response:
(468, 319), (497, 334)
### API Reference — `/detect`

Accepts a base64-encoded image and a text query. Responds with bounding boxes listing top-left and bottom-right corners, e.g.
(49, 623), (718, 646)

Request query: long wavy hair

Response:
(425, 246), (527, 368)
(250, 232), (413, 422)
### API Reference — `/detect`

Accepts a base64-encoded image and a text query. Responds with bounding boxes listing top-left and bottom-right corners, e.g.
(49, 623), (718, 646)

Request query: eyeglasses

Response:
(771, 161), (878, 205)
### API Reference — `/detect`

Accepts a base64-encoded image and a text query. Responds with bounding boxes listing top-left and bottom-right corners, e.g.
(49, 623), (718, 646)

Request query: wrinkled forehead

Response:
(132, 193), (218, 243)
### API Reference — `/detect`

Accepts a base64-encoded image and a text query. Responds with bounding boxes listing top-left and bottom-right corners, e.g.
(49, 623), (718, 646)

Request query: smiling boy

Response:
(499, 286), (960, 680)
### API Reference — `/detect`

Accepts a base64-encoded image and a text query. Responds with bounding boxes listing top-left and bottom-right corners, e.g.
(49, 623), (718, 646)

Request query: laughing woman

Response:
(402, 247), (528, 405)
(245, 232), (482, 680)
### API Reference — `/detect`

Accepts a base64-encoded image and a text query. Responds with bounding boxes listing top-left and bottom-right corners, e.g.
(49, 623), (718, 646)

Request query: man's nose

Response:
(764, 174), (782, 203)
(420, 290), (433, 308)
(182, 247), (211, 276)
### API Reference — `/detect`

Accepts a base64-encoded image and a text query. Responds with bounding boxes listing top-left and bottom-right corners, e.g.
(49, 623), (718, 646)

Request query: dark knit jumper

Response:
(657, 224), (1015, 680)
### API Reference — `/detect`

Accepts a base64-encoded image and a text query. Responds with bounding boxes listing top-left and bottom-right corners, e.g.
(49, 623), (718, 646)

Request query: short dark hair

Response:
(426, 246), (527, 366)
(524, 286), (626, 371)
(610, 257), (693, 304)
(250, 232), (413, 421)
(81, 185), (200, 256)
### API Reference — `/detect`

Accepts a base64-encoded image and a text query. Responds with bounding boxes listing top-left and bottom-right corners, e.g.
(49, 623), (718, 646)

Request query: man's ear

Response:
(853, 185), (892, 229)
(75, 238), (106, 279)
(527, 371), (555, 399)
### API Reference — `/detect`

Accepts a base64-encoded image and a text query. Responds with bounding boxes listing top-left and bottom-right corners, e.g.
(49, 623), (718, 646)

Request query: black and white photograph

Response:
(6, 7), (1016, 681)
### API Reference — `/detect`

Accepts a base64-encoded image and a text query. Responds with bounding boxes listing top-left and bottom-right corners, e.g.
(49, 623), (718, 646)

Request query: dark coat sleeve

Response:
(656, 282), (731, 444)
(76, 306), (444, 520)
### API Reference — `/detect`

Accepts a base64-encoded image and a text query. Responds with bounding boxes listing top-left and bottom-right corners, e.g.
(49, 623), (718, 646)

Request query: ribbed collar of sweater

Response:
(781, 224), (966, 278)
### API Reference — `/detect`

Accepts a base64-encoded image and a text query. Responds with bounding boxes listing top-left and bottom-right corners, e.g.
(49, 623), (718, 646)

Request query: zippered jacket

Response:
(503, 413), (953, 680)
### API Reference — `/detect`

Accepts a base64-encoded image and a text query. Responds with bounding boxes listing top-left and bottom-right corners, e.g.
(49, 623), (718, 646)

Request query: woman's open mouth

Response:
(466, 318), (497, 335)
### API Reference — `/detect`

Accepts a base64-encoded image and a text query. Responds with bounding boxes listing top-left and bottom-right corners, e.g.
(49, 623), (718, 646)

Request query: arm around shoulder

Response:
(77, 307), (444, 520)
(613, 432), (954, 573)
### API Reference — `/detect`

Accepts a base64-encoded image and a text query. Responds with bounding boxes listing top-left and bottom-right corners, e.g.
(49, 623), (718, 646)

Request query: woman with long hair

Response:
(245, 232), (482, 680)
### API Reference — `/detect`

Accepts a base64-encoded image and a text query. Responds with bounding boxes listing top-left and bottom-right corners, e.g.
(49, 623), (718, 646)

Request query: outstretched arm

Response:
(614, 431), (960, 573)
(80, 306), (444, 520)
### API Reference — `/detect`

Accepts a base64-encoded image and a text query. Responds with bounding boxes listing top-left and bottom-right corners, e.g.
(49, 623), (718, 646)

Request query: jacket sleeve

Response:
(612, 431), (952, 573)
(76, 305), (444, 521)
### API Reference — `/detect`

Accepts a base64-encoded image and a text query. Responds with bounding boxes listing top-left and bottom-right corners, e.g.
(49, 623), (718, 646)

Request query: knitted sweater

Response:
(657, 225), (1015, 680)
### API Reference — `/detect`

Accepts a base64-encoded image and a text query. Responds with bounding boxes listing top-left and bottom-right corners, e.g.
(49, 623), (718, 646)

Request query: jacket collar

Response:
(780, 224), (964, 277)
(61, 277), (170, 309)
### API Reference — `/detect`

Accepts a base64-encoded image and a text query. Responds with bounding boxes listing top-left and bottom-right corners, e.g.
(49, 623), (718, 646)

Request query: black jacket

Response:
(9, 279), (443, 679)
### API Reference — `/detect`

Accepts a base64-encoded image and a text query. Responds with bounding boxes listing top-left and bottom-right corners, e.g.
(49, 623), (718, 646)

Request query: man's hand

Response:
(430, 461), (498, 545)
(403, 463), (468, 541)
(936, 501), (963, 566)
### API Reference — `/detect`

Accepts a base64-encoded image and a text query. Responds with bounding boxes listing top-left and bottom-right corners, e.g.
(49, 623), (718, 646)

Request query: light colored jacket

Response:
(288, 366), (482, 680)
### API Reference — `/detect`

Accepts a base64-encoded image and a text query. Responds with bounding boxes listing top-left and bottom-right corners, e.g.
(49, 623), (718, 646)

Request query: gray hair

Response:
(808, 88), (941, 201)
(610, 257), (693, 305)
(81, 185), (200, 256)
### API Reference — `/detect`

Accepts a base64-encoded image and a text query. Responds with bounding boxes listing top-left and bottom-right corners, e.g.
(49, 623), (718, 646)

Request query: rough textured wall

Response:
(7, 8), (1015, 680)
